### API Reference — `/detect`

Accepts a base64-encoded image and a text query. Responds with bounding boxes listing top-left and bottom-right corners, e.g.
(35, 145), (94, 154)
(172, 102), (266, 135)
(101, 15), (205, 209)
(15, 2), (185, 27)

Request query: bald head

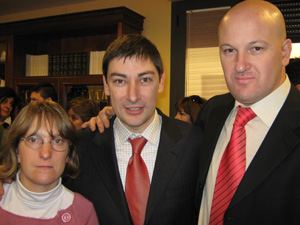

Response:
(219, 0), (286, 41)
(217, 0), (292, 105)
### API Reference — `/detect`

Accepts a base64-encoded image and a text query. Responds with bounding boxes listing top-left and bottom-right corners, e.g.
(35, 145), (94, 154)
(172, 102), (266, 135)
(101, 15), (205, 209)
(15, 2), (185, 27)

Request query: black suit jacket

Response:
(195, 86), (300, 225)
(65, 109), (203, 225)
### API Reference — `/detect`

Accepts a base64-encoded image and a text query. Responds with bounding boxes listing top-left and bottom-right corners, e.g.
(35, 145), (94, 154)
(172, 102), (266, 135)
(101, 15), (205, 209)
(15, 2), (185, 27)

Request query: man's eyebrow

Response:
(138, 70), (156, 77)
(248, 40), (267, 45)
(109, 73), (127, 78)
(109, 70), (156, 78)
(219, 43), (233, 48)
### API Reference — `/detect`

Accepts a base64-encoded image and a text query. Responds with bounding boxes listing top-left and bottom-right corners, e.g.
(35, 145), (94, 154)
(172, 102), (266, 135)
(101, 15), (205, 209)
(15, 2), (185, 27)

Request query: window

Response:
(185, 7), (229, 99)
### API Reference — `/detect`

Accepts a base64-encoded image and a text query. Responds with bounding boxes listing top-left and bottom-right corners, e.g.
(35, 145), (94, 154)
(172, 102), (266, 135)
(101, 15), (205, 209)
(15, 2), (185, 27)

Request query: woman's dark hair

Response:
(174, 95), (207, 124)
(67, 97), (99, 122)
(0, 87), (19, 117)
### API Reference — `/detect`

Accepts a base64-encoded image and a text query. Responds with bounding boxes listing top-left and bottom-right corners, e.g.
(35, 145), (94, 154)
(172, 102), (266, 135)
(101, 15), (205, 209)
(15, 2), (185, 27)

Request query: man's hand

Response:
(82, 106), (115, 133)
(0, 178), (12, 201)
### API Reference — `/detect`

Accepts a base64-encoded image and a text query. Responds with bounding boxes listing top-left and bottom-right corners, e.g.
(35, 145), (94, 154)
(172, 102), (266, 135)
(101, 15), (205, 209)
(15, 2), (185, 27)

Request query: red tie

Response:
(125, 137), (149, 225)
(209, 106), (256, 225)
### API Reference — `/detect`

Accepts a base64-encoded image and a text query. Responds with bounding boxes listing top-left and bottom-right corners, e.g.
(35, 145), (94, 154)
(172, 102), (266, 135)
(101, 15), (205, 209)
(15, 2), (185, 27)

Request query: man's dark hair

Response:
(30, 83), (58, 102)
(102, 34), (164, 79)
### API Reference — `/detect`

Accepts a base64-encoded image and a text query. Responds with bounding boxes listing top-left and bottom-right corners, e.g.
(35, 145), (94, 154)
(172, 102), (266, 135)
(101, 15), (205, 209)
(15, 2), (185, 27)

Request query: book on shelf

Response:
(89, 51), (106, 75)
(26, 54), (49, 76)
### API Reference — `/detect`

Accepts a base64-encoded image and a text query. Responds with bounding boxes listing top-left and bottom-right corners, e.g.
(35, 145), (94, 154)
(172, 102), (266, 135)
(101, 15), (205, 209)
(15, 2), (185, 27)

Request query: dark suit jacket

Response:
(65, 109), (203, 225)
(195, 86), (300, 225)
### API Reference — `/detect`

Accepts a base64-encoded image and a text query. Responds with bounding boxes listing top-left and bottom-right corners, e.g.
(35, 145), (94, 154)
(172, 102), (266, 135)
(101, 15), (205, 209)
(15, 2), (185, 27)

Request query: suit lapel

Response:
(229, 87), (300, 209)
(199, 95), (235, 185)
(90, 122), (132, 224)
(144, 112), (185, 225)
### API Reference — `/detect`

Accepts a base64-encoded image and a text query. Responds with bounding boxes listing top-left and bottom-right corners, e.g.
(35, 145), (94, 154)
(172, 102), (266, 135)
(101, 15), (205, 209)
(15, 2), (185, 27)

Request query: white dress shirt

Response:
(114, 110), (162, 190)
(198, 76), (291, 225)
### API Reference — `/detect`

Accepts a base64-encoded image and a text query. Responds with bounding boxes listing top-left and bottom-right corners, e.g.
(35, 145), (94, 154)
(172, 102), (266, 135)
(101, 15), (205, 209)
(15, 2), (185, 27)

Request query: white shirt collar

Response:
(235, 74), (291, 128)
(114, 110), (161, 148)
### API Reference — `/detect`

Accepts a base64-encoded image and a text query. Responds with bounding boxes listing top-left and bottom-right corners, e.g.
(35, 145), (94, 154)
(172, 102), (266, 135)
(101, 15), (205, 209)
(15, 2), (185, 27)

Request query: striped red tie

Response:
(125, 137), (149, 225)
(209, 106), (256, 225)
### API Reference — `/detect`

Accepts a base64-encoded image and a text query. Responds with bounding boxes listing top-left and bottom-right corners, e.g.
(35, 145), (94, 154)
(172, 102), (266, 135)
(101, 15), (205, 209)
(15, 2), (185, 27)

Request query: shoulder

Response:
(203, 92), (234, 110)
(158, 108), (203, 145)
(73, 193), (95, 208)
(195, 93), (234, 127)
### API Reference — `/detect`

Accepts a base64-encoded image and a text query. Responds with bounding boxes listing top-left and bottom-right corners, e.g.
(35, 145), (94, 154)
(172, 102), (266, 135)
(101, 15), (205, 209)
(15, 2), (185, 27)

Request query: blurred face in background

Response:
(0, 97), (14, 122)
(30, 92), (45, 103)
(68, 108), (83, 130)
(175, 109), (192, 124)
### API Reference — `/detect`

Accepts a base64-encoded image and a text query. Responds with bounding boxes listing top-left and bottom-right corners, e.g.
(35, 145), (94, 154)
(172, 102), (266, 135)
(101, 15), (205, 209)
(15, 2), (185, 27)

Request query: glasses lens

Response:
(51, 138), (69, 151)
(25, 136), (42, 149)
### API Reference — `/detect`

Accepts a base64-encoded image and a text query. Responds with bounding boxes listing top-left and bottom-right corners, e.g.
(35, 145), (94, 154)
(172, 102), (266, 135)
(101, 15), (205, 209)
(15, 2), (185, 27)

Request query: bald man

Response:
(196, 0), (300, 224)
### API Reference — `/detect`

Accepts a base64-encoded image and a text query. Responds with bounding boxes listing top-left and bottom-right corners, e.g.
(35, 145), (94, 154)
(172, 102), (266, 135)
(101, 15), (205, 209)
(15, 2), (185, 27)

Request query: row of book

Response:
(25, 51), (106, 77)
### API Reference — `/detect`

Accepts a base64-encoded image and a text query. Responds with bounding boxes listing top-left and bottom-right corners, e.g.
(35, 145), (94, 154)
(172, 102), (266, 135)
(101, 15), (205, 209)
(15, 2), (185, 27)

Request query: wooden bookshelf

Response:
(0, 7), (144, 108)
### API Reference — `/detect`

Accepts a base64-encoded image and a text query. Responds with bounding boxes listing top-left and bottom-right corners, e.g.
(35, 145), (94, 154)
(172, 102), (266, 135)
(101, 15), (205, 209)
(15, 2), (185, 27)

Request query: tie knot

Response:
(129, 137), (147, 155)
(235, 106), (256, 127)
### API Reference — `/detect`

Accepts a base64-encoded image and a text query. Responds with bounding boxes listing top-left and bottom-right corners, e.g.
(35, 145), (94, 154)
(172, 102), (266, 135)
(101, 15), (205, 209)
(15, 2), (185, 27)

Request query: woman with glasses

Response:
(174, 95), (207, 125)
(0, 101), (99, 225)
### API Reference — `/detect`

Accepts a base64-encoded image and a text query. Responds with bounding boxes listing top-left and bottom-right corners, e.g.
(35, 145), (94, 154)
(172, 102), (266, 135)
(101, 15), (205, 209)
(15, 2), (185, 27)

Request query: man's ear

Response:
(282, 38), (292, 67)
(158, 72), (165, 94)
(103, 76), (110, 96)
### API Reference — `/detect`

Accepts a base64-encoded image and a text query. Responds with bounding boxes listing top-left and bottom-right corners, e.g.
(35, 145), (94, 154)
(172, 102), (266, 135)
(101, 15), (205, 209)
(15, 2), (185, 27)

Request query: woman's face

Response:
(68, 108), (83, 130)
(0, 97), (14, 122)
(18, 119), (69, 192)
(175, 108), (192, 124)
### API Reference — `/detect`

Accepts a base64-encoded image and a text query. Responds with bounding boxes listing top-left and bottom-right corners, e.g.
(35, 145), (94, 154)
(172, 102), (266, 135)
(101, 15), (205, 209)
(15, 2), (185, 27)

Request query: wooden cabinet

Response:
(0, 7), (144, 108)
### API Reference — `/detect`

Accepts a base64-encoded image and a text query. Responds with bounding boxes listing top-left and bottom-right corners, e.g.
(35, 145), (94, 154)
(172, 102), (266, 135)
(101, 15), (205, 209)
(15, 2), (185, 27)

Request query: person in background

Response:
(174, 95), (206, 124)
(0, 101), (99, 225)
(67, 97), (99, 130)
(29, 82), (58, 103)
(0, 87), (19, 148)
(286, 57), (300, 91)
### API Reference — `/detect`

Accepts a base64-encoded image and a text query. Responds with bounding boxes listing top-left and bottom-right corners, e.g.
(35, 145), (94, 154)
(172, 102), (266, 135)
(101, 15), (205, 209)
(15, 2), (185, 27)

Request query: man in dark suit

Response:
(196, 1), (300, 225)
(83, 1), (300, 224)
(65, 34), (203, 225)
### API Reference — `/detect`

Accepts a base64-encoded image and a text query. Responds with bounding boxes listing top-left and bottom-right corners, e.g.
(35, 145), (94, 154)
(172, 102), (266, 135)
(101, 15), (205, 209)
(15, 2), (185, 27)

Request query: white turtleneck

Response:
(0, 172), (74, 219)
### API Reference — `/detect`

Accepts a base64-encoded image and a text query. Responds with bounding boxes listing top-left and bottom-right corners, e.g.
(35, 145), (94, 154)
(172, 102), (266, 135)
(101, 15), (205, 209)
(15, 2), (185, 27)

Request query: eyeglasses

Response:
(20, 136), (70, 152)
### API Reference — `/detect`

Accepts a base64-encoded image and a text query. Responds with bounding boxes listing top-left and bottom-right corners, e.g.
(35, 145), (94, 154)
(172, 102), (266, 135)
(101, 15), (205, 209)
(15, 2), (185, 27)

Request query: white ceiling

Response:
(0, 0), (96, 16)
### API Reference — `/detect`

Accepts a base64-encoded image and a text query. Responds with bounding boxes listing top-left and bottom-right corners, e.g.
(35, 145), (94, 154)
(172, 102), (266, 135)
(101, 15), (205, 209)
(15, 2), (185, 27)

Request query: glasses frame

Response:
(20, 136), (70, 152)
